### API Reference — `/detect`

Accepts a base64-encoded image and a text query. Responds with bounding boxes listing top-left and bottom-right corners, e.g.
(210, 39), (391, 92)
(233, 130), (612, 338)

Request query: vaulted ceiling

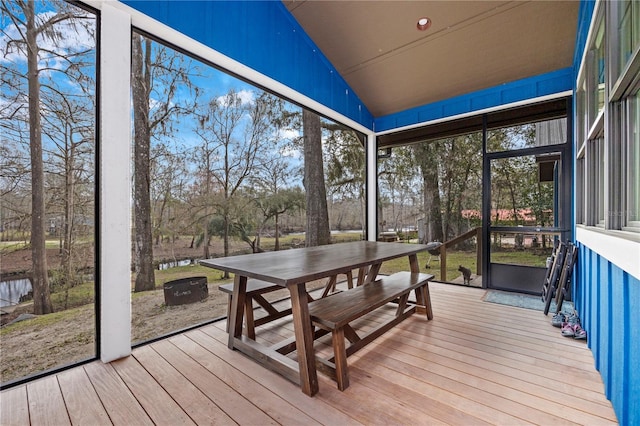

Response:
(283, 1), (579, 118)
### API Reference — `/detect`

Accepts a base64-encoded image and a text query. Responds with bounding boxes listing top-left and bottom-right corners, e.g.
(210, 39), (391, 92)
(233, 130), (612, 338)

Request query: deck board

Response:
(0, 385), (29, 426)
(83, 361), (154, 426)
(167, 333), (316, 426)
(57, 367), (112, 425)
(131, 344), (235, 425)
(110, 355), (196, 425)
(26, 376), (71, 426)
(1, 282), (618, 425)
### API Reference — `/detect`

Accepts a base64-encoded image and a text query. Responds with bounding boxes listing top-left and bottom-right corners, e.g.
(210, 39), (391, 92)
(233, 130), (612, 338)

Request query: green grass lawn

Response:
(378, 244), (549, 282)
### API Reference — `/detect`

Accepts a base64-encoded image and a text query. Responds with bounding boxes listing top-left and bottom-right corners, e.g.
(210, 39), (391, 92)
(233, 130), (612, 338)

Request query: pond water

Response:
(157, 259), (194, 270)
(0, 277), (32, 308)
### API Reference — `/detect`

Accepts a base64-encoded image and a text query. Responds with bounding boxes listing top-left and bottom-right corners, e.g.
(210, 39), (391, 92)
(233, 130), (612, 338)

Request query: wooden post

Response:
(476, 227), (482, 276)
(440, 245), (447, 281)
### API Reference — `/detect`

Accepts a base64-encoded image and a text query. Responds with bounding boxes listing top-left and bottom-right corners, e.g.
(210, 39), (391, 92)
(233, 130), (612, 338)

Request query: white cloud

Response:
(277, 128), (300, 141)
(236, 89), (254, 105)
(216, 89), (255, 107)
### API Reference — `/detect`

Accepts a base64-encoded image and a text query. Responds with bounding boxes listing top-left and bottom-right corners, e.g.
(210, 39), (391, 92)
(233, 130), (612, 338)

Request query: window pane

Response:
(487, 118), (566, 153)
(576, 82), (586, 144)
(576, 157), (585, 224)
(636, 0), (640, 47)
(129, 32), (366, 345)
(377, 132), (483, 283)
(620, 0), (633, 70)
(490, 155), (557, 227)
(593, 20), (606, 120)
(489, 231), (556, 267)
(597, 138), (606, 225)
(0, 1), (97, 383)
(629, 90), (640, 226)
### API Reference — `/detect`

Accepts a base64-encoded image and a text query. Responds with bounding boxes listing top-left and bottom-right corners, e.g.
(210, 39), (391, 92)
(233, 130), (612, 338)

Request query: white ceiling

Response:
(283, 1), (579, 117)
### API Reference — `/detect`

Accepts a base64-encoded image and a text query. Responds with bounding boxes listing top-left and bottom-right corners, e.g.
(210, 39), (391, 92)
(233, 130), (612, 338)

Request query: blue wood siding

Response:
(575, 243), (640, 425)
(122, 0), (374, 129)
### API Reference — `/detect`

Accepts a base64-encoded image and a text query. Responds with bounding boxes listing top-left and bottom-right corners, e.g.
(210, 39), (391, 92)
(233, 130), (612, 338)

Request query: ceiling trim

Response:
(377, 94), (571, 148)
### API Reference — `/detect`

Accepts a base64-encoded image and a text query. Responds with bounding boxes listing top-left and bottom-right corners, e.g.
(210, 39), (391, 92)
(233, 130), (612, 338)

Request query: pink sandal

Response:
(561, 323), (576, 337)
(573, 324), (587, 340)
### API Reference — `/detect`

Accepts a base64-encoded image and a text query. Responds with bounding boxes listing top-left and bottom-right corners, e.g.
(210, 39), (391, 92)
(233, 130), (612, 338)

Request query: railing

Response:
(439, 226), (482, 282)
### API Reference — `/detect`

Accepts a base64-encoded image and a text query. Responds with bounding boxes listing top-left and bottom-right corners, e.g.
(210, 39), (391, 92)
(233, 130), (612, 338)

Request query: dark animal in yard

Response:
(458, 265), (472, 285)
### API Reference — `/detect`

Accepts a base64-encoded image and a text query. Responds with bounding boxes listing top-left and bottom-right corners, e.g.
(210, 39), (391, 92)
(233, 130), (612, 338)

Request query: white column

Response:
(367, 133), (377, 241)
(99, 3), (132, 362)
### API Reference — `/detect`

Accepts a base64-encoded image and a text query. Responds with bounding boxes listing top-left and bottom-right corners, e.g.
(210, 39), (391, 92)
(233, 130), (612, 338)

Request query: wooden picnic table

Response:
(200, 240), (433, 396)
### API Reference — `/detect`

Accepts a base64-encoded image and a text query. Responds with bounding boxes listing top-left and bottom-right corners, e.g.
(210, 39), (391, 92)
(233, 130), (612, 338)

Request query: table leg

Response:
(288, 283), (319, 396)
(356, 267), (368, 286)
(363, 263), (382, 284)
(228, 275), (247, 349)
(409, 254), (434, 320)
(409, 253), (420, 273)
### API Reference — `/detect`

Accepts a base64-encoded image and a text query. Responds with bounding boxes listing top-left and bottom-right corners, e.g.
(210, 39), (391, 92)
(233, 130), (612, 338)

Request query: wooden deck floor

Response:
(1, 282), (617, 425)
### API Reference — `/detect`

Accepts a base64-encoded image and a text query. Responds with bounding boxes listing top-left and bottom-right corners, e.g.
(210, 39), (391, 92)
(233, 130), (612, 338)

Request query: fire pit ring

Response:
(163, 276), (209, 306)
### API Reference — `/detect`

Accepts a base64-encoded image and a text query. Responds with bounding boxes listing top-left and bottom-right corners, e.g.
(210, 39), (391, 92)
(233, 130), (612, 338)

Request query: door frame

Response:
(481, 98), (573, 293)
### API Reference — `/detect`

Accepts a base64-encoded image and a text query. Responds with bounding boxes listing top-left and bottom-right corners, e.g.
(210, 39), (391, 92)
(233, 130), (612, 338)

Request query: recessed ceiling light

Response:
(416, 17), (431, 31)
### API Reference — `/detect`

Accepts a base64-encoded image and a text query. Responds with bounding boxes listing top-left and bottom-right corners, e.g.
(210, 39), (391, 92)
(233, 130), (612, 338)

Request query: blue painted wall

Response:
(122, 0), (374, 129)
(574, 244), (640, 425)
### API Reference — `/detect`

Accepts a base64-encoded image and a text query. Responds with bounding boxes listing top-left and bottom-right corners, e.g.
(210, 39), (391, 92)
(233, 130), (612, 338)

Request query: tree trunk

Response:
(132, 35), (155, 292)
(414, 143), (443, 242)
(202, 216), (210, 259)
(303, 110), (330, 246)
(274, 213), (280, 251)
(223, 212), (230, 257)
(202, 171), (211, 260)
(26, 2), (53, 315)
(62, 126), (75, 288)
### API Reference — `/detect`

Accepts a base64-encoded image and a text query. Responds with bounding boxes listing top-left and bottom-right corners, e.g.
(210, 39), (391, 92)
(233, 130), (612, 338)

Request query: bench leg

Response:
(244, 297), (256, 340)
(332, 327), (349, 391)
(227, 293), (257, 339)
(420, 284), (433, 320)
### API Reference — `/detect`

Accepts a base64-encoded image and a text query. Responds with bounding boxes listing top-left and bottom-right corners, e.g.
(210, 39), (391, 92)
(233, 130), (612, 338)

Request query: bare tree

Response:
(42, 84), (95, 301)
(150, 141), (189, 250)
(377, 146), (418, 234)
(250, 106), (303, 250)
(193, 89), (272, 264)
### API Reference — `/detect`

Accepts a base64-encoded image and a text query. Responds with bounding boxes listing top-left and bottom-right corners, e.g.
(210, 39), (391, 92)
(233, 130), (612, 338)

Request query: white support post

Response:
(99, 3), (132, 362)
(367, 133), (377, 241)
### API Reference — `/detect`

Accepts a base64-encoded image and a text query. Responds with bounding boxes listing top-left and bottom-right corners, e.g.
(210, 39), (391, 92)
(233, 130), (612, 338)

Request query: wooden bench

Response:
(219, 280), (292, 340)
(219, 273), (354, 339)
(308, 271), (433, 390)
